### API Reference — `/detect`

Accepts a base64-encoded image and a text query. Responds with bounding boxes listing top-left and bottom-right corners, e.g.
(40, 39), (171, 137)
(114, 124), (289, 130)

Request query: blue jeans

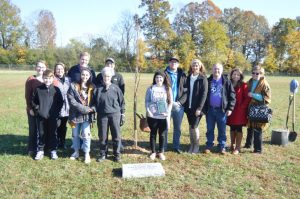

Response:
(165, 103), (184, 150)
(206, 107), (227, 150)
(71, 121), (91, 153)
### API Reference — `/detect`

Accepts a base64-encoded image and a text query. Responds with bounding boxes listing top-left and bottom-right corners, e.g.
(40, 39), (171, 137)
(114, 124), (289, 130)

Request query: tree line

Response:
(0, 0), (299, 73)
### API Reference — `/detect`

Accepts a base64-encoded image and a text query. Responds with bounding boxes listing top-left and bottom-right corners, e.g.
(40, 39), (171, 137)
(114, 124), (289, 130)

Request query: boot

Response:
(192, 128), (200, 154)
(230, 131), (236, 152)
(233, 132), (243, 155)
(244, 128), (253, 148)
(188, 127), (195, 153)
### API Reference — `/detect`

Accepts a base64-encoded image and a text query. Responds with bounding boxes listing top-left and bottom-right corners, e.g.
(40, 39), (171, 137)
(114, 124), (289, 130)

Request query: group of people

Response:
(25, 52), (125, 163)
(145, 57), (271, 161)
(25, 52), (271, 164)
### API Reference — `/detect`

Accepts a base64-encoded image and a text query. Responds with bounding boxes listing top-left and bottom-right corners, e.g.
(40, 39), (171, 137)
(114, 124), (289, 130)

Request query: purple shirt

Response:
(209, 78), (222, 107)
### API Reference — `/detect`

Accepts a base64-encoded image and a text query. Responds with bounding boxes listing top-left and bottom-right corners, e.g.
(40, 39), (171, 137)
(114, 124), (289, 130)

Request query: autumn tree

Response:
(0, 0), (24, 49)
(199, 18), (229, 70)
(36, 10), (57, 49)
(224, 49), (250, 72)
(284, 31), (300, 73)
(263, 44), (277, 73)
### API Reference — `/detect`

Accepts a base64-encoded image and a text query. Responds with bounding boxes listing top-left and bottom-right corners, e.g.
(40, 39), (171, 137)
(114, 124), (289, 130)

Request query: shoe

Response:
(158, 153), (166, 161)
(253, 150), (262, 154)
(220, 148), (227, 155)
(203, 149), (211, 154)
(70, 151), (79, 160)
(51, 150), (58, 160)
(84, 153), (91, 164)
(243, 145), (251, 149)
(149, 153), (156, 160)
(113, 155), (121, 162)
(173, 149), (182, 154)
(35, 151), (44, 160)
(96, 155), (106, 162)
(232, 149), (239, 155)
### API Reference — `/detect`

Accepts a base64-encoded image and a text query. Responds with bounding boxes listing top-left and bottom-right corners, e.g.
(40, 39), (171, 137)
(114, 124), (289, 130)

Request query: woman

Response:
(227, 68), (250, 155)
(54, 62), (71, 149)
(68, 68), (95, 164)
(145, 71), (173, 160)
(184, 59), (208, 154)
(246, 65), (271, 153)
(91, 67), (125, 163)
(25, 60), (47, 156)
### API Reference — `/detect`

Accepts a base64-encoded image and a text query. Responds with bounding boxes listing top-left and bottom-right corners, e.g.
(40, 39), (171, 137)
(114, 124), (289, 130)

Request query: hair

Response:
(213, 63), (223, 69)
(79, 51), (90, 59)
(54, 62), (66, 74)
(101, 66), (113, 76)
(252, 65), (265, 76)
(230, 67), (244, 87)
(152, 70), (172, 105)
(188, 59), (206, 75)
(42, 69), (54, 78)
(36, 60), (47, 67)
(80, 68), (92, 87)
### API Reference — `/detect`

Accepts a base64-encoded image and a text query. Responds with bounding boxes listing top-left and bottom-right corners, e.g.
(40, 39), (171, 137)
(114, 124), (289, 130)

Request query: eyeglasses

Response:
(252, 72), (260, 75)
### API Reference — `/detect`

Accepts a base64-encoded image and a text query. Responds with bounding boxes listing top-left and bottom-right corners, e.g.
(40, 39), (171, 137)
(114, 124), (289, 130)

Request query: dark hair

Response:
(188, 59), (206, 75)
(80, 68), (92, 87)
(152, 70), (172, 105)
(43, 69), (54, 78)
(230, 67), (244, 87)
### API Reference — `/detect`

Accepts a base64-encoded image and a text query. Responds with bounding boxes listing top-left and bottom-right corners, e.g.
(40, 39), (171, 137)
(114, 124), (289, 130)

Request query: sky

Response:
(12, 0), (300, 47)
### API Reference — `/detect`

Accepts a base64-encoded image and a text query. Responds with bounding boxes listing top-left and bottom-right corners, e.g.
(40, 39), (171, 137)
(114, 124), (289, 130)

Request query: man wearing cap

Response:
(164, 57), (187, 154)
(68, 51), (96, 84)
(95, 58), (125, 94)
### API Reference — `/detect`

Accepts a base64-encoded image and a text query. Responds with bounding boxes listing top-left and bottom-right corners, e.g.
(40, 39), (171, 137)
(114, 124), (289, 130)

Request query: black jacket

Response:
(183, 74), (208, 114)
(164, 67), (187, 104)
(203, 74), (236, 114)
(95, 72), (125, 94)
(32, 84), (63, 119)
(91, 84), (125, 115)
(67, 64), (96, 84)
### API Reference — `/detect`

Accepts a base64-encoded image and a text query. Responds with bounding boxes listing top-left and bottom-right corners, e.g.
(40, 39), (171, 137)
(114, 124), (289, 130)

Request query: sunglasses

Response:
(252, 72), (260, 75)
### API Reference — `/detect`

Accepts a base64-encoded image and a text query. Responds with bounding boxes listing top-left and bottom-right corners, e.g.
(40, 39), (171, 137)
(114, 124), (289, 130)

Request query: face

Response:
(102, 72), (112, 85)
(105, 61), (115, 69)
(80, 70), (91, 83)
(191, 62), (201, 74)
(212, 64), (223, 79)
(43, 76), (54, 87)
(252, 70), (261, 80)
(155, 75), (164, 86)
(36, 62), (47, 76)
(169, 60), (179, 71)
(55, 65), (65, 78)
(79, 55), (90, 68)
(231, 71), (241, 83)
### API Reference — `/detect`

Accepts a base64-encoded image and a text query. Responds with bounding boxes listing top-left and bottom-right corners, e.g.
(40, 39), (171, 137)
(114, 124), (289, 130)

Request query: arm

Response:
(226, 81), (236, 116)
(31, 89), (39, 115)
(196, 77), (208, 115)
(119, 74), (125, 95)
(145, 87), (153, 117)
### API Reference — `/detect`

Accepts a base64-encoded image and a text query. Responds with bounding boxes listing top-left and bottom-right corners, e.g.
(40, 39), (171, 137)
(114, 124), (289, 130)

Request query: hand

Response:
(195, 109), (201, 116)
(120, 114), (125, 126)
(226, 110), (232, 116)
(248, 92), (253, 98)
(29, 109), (35, 116)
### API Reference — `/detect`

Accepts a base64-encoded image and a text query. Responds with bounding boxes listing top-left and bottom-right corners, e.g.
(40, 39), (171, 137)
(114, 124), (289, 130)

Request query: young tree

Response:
(36, 10), (57, 49)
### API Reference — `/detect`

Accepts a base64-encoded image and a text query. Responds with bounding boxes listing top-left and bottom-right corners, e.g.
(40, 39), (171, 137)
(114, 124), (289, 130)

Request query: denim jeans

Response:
(71, 121), (91, 153)
(205, 107), (227, 150)
(164, 103), (184, 150)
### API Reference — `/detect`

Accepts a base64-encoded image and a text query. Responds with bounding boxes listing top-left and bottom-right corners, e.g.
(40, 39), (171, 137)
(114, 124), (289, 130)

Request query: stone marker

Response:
(122, 163), (165, 178)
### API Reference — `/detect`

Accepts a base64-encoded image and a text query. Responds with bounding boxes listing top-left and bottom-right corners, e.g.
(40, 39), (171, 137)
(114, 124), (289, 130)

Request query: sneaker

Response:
(158, 153), (166, 161)
(173, 149), (182, 154)
(113, 155), (121, 162)
(220, 148), (227, 155)
(70, 151), (79, 160)
(96, 154), (106, 162)
(35, 151), (44, 160)
(233, 149), (240, 155)
(203, 149), (211, 154)
(149, 153), (156, 160)
(84, 153), (91, 164)
(51, 150), (58, 160)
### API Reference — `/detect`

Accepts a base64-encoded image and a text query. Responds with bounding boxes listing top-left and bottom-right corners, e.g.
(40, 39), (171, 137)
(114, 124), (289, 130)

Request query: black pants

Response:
(186, 109), (202, 129)
(27, 113), (37, 152)
(57, 117), (68, 146)
(147, 117), (167, 153)
(245, 128), (253, 147)
(36, 116), (58, 151)
(253, 128), (262, 153)
(97, 113), (121, 157)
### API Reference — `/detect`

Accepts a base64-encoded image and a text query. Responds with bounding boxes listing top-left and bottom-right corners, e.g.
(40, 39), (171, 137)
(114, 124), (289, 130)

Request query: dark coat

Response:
(95, 72), (125, 94)
(67, 64), (96, 84)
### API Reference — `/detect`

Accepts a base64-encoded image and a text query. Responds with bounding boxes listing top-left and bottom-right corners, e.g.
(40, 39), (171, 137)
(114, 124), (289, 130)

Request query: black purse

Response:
(248, 104), (272, 123)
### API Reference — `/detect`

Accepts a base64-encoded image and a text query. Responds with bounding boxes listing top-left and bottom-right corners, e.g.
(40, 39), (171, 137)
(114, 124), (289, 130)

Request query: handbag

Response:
(248, 104), (272, 123)
(136, 113), (150, 132)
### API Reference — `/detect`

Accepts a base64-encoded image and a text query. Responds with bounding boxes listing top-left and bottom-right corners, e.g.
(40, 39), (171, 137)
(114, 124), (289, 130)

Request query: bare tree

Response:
(36, 10), (57, 49)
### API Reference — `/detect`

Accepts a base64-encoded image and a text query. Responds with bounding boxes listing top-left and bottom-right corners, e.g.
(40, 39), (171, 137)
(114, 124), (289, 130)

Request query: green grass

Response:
(0, 71), (299, 198)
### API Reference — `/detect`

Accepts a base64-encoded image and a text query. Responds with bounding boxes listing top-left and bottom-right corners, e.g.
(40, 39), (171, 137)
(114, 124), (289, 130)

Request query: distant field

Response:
(0, 70), (299, 198)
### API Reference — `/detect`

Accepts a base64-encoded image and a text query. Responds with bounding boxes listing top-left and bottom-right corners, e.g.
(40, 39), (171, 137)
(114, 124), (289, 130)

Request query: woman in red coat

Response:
(227, 68), (250, 154)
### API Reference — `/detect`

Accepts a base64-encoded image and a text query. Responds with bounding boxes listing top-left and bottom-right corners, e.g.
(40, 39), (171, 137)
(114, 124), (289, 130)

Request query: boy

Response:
(32, 69), (63, 160)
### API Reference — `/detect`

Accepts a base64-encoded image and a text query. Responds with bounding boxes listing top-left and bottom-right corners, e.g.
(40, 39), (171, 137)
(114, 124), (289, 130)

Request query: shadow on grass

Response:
(0, 134), (28, 155)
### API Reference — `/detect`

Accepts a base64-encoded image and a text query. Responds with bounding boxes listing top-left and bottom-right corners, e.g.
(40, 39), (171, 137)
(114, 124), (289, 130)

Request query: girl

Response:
(227, 68), (250, 155)
(68, 68), (95, 164)
(145, 71), (173, 160)
(184, 59), (208, 154)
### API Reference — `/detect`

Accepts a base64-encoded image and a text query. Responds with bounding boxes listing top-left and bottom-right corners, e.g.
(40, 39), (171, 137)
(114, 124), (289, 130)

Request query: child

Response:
(32, 69), (63, 160)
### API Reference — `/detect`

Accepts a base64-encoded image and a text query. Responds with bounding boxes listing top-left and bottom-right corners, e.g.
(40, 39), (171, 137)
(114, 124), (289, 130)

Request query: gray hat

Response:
(105, 57), (115, 63)
(169, 57), (179, 62)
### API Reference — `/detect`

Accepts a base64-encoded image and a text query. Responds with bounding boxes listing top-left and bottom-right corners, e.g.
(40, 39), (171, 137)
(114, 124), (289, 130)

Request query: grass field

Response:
(0, 70), (299, 198)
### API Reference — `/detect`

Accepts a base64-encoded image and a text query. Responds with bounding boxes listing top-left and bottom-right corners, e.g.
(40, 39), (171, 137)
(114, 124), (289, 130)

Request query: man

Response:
(164, 57), (187, 153)
(203, 63), (236, 154)
(68, 52), (96, 83)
